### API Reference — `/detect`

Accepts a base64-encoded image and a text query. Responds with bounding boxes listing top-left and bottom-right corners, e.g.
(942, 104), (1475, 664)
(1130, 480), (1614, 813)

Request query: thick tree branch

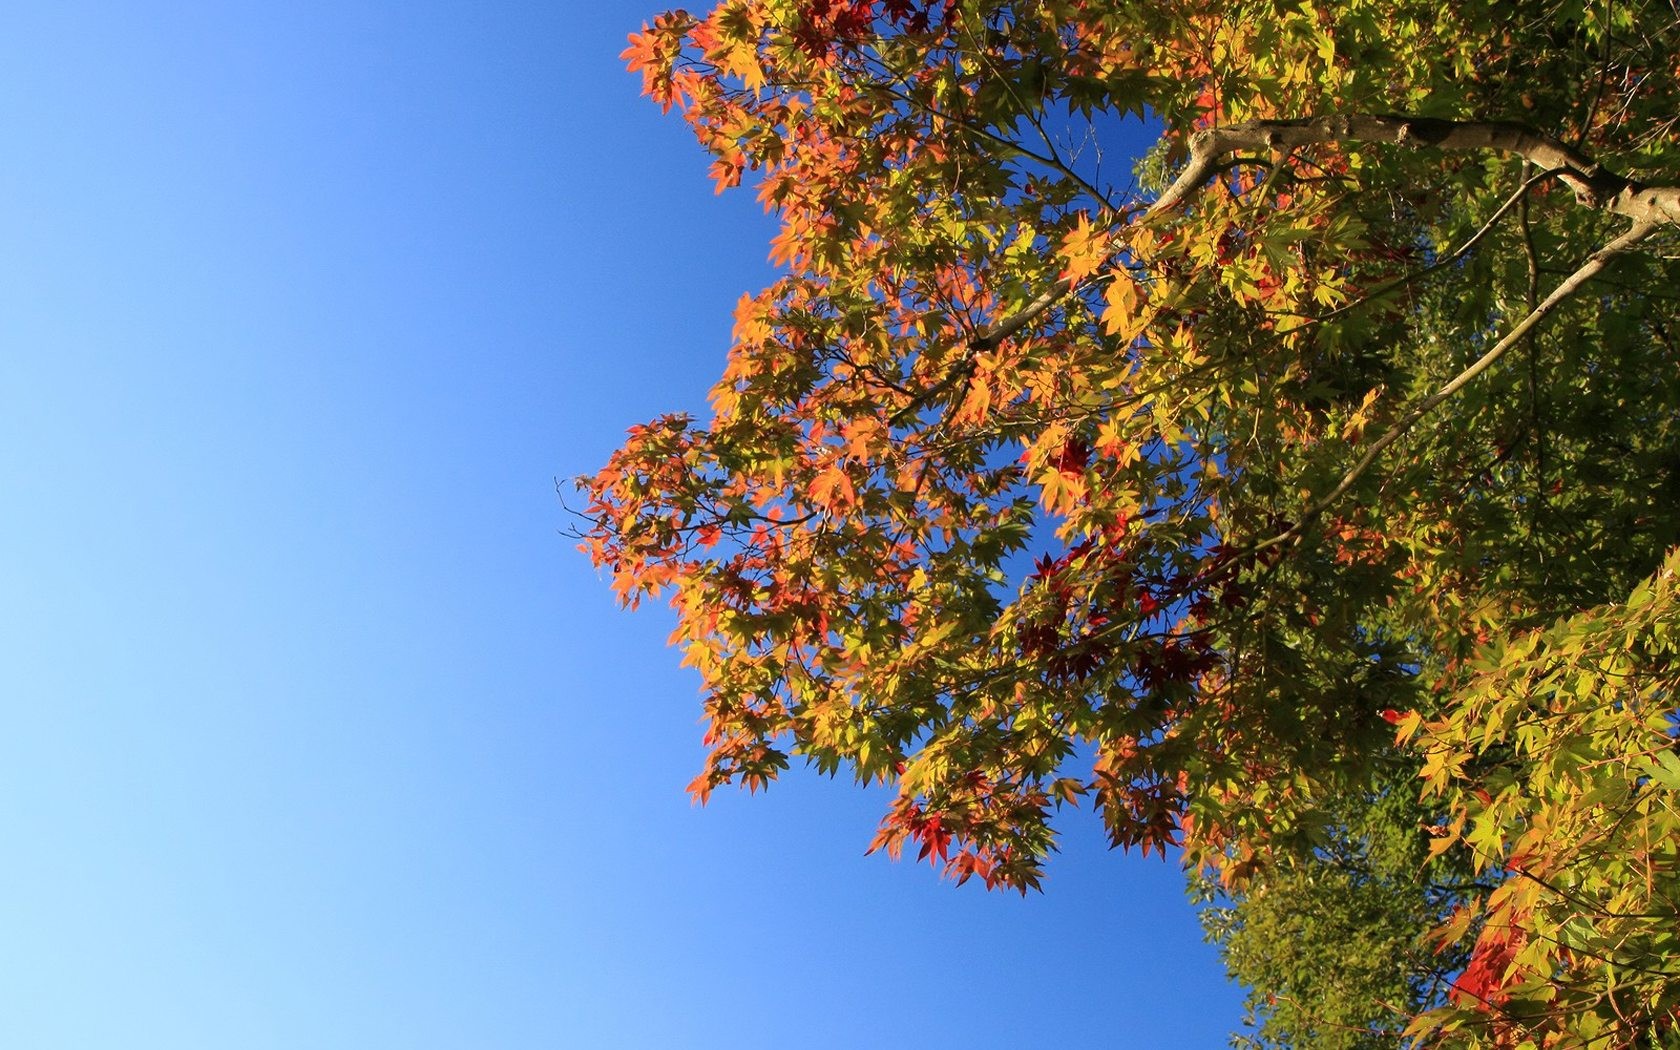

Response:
(1159, 115), (1680, 227)
(1253, 221), (1658, 554)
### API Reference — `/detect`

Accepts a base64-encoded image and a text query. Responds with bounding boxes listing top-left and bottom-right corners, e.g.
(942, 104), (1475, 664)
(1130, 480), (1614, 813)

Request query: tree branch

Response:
(1159, 115), (1680, 228)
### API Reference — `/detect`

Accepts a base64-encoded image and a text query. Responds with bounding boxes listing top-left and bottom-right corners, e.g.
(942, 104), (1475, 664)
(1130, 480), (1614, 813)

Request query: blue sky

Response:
(0, 3), (1244, 1046)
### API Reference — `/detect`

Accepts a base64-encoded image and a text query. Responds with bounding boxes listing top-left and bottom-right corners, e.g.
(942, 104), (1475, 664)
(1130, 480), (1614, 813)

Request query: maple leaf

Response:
(1057, 212), (1108, 284)
(807, 462), (856, 511)
(1100, 272), (1147, 340)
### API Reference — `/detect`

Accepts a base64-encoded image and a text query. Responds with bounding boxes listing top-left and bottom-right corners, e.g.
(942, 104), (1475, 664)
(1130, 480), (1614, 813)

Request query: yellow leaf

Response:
(1058, 213), (1108, 284)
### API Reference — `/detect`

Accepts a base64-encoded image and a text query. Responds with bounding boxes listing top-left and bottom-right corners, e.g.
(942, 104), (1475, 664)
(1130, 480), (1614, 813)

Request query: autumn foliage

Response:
(582, 1), (1680, 1045)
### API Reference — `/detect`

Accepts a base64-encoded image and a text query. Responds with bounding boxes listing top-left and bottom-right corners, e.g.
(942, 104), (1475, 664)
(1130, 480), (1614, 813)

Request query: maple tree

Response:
(579, 1), (1680, 1044)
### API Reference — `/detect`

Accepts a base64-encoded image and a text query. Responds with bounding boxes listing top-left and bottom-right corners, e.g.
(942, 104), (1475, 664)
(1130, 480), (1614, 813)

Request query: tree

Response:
(578, 2), (1680, 1044)
(1195, 761), (1480, 1048)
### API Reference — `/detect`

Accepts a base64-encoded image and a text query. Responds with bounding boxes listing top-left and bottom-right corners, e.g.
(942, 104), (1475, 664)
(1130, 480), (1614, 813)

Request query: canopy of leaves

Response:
(580, 1), (1680, 1044)
(1195, 762), (1479, 1048)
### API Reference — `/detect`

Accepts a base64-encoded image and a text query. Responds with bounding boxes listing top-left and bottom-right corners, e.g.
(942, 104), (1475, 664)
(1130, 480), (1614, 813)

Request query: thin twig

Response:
(1251, 222), (1658, 554)
(1286, 166), (1561, 332)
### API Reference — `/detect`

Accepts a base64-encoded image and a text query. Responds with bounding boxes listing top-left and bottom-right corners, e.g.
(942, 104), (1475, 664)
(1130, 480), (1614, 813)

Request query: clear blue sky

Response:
(0, 3), (1244, 1046)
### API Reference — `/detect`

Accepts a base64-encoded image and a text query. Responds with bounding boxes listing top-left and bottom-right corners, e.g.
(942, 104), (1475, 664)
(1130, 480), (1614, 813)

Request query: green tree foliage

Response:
(1195, 764), (1479, 1048)
(580, 1), (1680, 1044)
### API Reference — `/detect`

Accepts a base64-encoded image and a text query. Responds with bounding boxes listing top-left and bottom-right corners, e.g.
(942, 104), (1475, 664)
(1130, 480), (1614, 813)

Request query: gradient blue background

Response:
(0, 3), (1244, 1046)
